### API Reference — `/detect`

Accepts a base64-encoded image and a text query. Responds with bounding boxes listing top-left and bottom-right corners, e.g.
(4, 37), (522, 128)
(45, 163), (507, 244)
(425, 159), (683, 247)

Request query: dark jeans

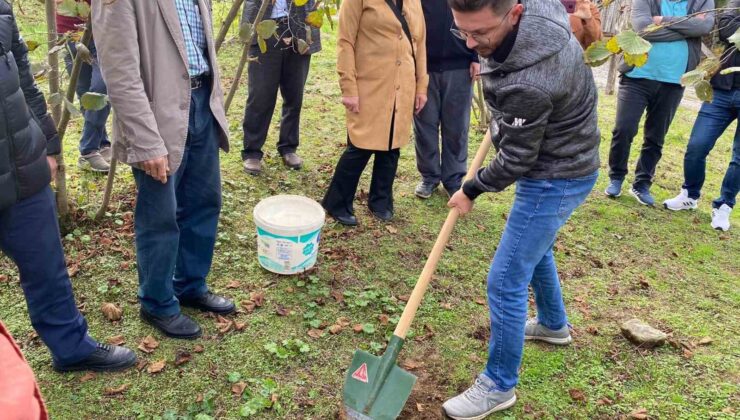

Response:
(413, 69), (473, 192)
(322, 139), (400, 218)
(609, 76), (684, 189)
(132, 83), (221, 317)
(65, 40), (111, 155)
(242, 34), (311, 160)
(484, 171), (598, 391)
(683, 88), (740, 209)
(0, 187), (97, 365)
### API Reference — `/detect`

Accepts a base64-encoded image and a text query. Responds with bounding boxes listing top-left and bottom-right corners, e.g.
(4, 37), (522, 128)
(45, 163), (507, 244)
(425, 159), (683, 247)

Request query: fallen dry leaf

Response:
(101, 303), (123, 321)
(329, 325), (343, 334)
(234, 321), (247, 331)
(401, 360), (421, 370)
(397, 295), (410, 302)
(416, 403), (424, 412)
(308, 329), (324, 339)
(353, 324), (364, 333)
(226, 280), (241, 289)
(241, 300), (256, 313)
(569, 389), (586, 402)
(136, 359), (148, 371)
(596, 397), (614, 406)
(216, 316), (233, 334)
(232, 381), (247, 396)
(441, 302), (453, 310)
(104, 384), (129, 396)
(586, 326), (599, 336)
(698, 337), (713, 345)
(79, 372), (96, 383)
(195, 394), (204, 403)
(630, 408), (649, 419)
(250, 292), (265, 307)
(331, 290), (345, 304)
(107, 335), (126, 346)
(337, 317), (351, 327)
(0, 274), (8, 282)
(475, 297), (486, 305)
(378, 314), (389, 326)
(137, 335), (160, 354)
(193, 344), (205, 353)
(276, 305), (290, 316)
(147, 360), (166, 374)
(683, 349), (694, 359)
(175, 350), (192, 366)
(386, 225), (398, 234)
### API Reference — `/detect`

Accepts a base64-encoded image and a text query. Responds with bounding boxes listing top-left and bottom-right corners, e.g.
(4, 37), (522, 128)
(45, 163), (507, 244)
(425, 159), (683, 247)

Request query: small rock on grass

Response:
(620, 319), (667, 348)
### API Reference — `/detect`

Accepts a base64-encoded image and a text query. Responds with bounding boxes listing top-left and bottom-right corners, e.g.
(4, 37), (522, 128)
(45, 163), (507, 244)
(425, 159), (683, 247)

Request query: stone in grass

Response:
(620, 319), (667, 349)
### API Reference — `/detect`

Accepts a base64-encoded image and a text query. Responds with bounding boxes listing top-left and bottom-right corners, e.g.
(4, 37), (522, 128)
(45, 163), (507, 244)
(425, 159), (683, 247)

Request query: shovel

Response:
(343, 130), (493, 420)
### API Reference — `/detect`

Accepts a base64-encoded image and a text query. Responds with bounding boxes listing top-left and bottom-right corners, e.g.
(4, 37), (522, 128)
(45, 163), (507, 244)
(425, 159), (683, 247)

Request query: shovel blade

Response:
(343, 350), (417, 420)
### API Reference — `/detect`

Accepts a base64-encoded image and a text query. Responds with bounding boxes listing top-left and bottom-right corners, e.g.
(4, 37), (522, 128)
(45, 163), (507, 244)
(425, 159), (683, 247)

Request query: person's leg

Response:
(133, 152), (188, 317)
(413, 72), (443, 187)
(485, 172), (597, 391)
(0, 187), (96, 365)
(276, 48), (311, 157)
(79, 41), (112, 155)
(242, 44), (282, 161)
(173, 84), (222, 300)
(322, 139), (373, 218)
(633, 82), (685, 190)
(682, 90), (735, 200)
(440, 68), (473, 193)
(608, 77), (652, 182)
(713, 105), (740, 208)
(368, 148), (401, 214)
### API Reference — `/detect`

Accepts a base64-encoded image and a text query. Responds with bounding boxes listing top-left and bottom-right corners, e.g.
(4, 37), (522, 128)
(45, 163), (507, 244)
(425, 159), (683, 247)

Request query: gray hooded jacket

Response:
(463, 0), (600, 198)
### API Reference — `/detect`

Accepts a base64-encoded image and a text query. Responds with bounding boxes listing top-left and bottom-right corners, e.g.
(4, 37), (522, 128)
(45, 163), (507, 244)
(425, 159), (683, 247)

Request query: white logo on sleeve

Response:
(512, 118), (527, 127)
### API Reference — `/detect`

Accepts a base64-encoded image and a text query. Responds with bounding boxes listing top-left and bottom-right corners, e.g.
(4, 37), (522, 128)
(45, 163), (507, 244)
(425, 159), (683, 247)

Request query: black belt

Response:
(190, 74), (209, 90)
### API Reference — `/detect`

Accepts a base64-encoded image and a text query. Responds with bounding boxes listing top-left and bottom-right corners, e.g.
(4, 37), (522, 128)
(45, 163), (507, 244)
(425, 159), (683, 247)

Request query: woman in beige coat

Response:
(322, 0), (429, 226)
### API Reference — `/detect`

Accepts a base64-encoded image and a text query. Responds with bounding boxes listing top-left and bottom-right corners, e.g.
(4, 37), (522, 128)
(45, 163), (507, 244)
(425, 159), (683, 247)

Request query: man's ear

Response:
(510, 4), (525, 23)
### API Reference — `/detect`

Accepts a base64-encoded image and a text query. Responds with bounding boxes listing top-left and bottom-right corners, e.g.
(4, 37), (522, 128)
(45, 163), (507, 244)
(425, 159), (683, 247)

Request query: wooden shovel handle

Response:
(393, 129), (493, 339)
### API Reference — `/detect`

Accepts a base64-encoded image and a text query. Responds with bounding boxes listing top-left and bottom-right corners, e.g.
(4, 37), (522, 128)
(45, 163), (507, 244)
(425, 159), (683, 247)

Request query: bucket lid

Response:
(253, 195), (326, 232)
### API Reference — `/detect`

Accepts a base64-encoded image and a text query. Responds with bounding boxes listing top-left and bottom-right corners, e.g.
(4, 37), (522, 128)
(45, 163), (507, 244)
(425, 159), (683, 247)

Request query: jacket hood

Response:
(483, 0), (572, 73)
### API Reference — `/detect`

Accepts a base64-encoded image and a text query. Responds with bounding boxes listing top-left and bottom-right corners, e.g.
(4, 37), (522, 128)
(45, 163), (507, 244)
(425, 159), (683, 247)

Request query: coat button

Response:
(396, 60), (401, 66)
(396, 85), (400, 90)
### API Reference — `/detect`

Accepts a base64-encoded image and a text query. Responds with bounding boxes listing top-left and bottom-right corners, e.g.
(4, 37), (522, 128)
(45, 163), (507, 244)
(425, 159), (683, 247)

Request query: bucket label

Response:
(351, 363), (369, 383)
(256, 227), (322, 275)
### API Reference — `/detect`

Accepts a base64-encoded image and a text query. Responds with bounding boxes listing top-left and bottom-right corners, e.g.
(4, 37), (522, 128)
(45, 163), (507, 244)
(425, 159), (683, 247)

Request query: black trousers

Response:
(242, 32), (311, 160)
(609, 76), (684, 189)
(323, 120), (400, 218)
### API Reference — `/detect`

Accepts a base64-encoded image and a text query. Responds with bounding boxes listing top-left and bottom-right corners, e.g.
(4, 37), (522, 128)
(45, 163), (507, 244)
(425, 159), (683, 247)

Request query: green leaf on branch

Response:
(624, 52), (648, 67)
(680, 68), (706, 87)
(80, 92), (109, 111)
(294, 0), (309, 5)
(258, 37), (267, 54)
(306, 10), (324, 28)
(616, 30), (652, 55)
(728, 27), (740, 49)
(256, 20), (278, 40)
(695, 80), (713, 102)
(606, 37), (620, 54)
(239, 23), (253, 43)
(48, 92), (64, 106)
(643, 23), (663, 33)
(25, 40), (40, 52)
(58, 0), (80, 17)
(76, 1), (90, 19)
(63, 97), (82, 118)
(720, 66), (740, 75)
(696, 57), (721, 77)
(583, 40), (611, 67)
(296, 39), (310, 55)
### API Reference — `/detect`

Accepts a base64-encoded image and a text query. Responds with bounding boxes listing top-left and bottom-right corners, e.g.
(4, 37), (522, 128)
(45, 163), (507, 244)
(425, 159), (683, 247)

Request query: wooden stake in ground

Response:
(224, 0), (271, 113)
(95, 155), (117, 221)
(215, 0), (245, 53)
(45, 0), (61, 123)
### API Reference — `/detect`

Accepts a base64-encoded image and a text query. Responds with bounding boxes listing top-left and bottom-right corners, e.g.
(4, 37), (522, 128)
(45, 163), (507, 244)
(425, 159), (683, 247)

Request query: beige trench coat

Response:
(337, 0), (428, 151)
(91, 0), (229, 174)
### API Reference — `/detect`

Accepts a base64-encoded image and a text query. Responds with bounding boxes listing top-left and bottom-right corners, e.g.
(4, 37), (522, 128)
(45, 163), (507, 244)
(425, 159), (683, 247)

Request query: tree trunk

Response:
(224, 0), (271, 113)
(215, 0), (245, 53)
(55, 24), (94, 217)
(605, 55), (618, 95)
(95, 157), (117, 221)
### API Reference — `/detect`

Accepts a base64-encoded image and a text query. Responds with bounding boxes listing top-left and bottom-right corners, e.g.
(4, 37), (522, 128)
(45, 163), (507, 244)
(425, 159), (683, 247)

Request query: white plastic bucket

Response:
(253, 195), (326, 275)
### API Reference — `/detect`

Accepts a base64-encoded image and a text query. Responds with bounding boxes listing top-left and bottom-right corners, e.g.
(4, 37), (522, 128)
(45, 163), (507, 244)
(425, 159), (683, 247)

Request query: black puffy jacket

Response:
(0, 0), (59, 211)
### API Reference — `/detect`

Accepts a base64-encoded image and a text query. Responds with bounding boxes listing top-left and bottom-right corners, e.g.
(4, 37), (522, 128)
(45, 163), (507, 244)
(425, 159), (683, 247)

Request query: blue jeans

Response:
(682, 88), (740, 209)
(65, 41), (111, 155)
(132, 83), (221, 316)
(484, 172), (598, 391)
(0, 187), (97, 365)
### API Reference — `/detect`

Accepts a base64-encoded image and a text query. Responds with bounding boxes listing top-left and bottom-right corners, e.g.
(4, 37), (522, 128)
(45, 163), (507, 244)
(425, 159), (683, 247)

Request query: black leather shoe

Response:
(53, 343), (137, 373)
(140, 309), (202, 339)
(370, 209), (394, 222)
(332, 213), (358, 226)
(178, 292), (236, 315)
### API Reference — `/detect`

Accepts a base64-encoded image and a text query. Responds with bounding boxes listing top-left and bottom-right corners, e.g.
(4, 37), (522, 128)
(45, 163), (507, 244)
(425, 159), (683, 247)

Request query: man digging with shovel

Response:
(444, 0), (601, 417)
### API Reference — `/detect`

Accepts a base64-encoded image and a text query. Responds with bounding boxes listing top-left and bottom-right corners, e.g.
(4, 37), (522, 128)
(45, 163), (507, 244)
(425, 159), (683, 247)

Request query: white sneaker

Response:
(711, 204), (732, 231)
(663, 189), (698, 211)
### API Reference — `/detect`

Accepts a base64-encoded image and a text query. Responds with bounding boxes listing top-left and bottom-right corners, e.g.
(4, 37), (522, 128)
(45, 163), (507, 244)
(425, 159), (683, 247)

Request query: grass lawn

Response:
(2, 2), (738, 419)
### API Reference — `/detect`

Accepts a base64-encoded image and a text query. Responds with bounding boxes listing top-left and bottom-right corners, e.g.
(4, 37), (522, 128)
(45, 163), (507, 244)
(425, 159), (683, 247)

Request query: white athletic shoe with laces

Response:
(711, 204), (732, 231)
(663, 189), (698, 211)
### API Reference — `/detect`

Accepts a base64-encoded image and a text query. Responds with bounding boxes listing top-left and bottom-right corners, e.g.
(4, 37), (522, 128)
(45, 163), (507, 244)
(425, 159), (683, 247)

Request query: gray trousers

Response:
(413, 68), (474, 192)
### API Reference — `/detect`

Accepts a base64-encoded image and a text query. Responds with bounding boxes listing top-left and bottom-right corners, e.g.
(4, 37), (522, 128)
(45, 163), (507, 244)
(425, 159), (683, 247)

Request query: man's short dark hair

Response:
(448, 0), (516, 14)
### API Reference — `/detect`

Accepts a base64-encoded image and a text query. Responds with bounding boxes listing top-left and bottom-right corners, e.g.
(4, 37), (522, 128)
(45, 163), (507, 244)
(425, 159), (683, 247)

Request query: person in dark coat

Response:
(0, 1), (135, 372)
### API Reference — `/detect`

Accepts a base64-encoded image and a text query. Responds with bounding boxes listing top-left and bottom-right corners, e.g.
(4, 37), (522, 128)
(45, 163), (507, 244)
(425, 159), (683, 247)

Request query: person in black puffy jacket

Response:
(0, 0), (135, 372)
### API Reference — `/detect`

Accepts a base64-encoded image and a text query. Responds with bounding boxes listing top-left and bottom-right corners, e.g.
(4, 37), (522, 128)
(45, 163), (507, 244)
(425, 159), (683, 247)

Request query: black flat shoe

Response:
(332, 213), (358, 226)
(370, 209), (394, 222)
(53, 343), (137, 373)
(140, 309), (202, 339)
(179, 292), (236, 315)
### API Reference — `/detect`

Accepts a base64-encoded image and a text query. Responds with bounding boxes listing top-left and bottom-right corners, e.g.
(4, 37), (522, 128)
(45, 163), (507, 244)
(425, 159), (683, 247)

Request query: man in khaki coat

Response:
(92, 0), (235, 339)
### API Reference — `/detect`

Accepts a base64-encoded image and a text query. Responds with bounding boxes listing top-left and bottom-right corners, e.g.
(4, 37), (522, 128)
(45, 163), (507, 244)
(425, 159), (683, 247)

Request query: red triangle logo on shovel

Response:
(351, 363), (369, 383)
